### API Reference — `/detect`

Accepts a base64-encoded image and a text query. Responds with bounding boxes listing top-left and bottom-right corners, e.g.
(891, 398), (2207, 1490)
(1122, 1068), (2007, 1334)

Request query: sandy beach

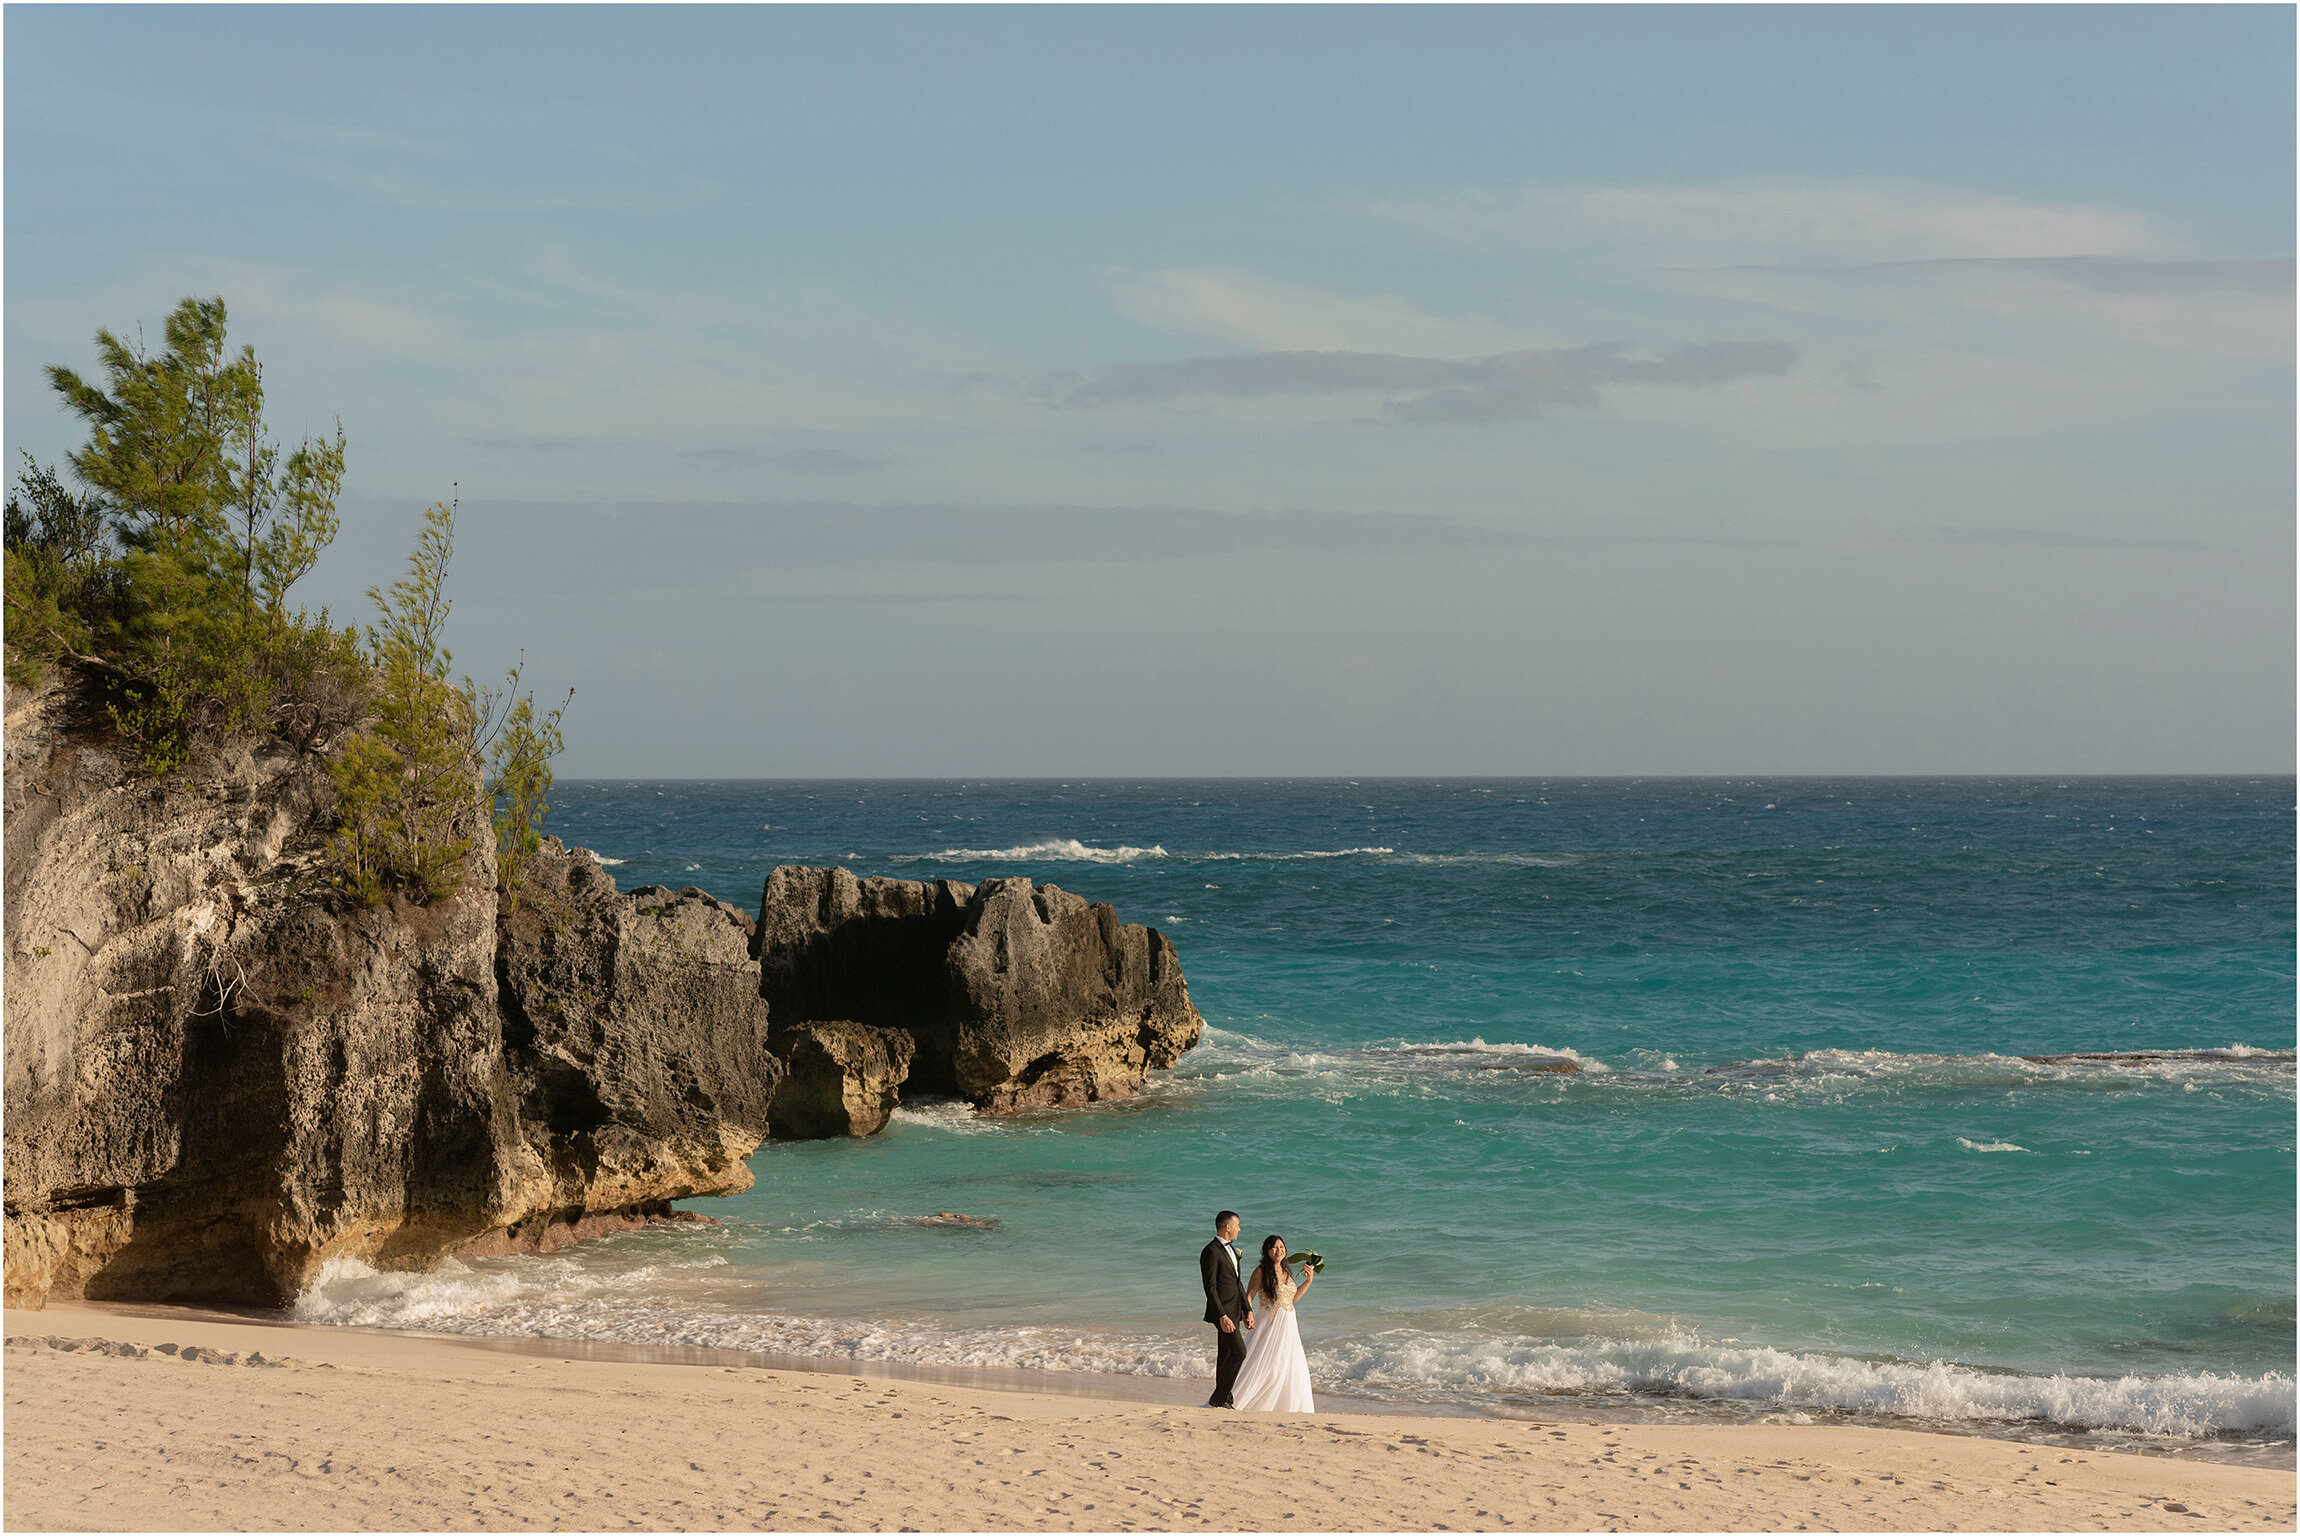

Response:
(4, 1303), (2290, 1533)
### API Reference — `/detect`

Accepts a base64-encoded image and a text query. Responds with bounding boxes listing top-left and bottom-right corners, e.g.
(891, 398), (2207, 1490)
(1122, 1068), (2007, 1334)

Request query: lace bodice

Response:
(1256, 1270), (1299, 1312)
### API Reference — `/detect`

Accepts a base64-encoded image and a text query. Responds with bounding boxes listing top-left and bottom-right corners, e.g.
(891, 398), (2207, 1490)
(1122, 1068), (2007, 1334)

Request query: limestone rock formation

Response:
(1, 676), (776, 1309)
(2, 677), (525, 1308)
(487, 847), (780, 1248)
(766, 1021), (914, 1138)
(755, 866), (1203, 1113)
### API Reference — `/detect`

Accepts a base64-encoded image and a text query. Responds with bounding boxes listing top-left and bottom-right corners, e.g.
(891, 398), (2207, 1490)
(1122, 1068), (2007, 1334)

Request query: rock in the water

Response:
(766, 1021), (914, 1138)
(754, 866), (976, 1091)
(755, 866), (1203, 1114)
(947, 877), (1202, 1112)
(486, 848), (781, 1249)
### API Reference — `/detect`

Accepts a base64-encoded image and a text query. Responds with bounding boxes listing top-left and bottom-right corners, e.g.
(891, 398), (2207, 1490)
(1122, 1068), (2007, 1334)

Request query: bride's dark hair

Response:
(1256, 1235), (1285, 1301)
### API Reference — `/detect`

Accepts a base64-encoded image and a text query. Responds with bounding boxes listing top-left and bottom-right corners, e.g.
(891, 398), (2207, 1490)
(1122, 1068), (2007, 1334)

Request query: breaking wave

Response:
(888, 843), (1603, 868)
(290, 1255), (2294, 1444)
(901, 839), (1170, 864)
(1698, 1046), (2294, 1097)
(1177, 1037), (2289, 1105)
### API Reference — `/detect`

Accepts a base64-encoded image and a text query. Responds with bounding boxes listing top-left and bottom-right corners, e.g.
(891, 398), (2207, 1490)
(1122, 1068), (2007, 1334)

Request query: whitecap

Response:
(1388, 1038), (1609, 1072)
(1957, 1137), (2031, 1153)
(897, 839), (1169, 864)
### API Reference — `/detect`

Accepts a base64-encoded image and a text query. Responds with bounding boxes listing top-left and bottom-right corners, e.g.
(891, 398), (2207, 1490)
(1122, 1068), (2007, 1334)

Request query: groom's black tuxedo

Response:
(1201, 1237), (1249, 1326)
(1200, 1236), (1251, 1407)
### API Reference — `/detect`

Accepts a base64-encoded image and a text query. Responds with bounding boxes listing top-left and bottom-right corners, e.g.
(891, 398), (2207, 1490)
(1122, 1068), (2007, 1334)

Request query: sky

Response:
(6, 5), (2292, 776)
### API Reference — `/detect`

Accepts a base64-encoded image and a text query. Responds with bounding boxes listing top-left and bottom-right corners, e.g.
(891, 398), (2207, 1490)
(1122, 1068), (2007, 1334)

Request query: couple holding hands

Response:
(1197, 1209), (1317, 1412)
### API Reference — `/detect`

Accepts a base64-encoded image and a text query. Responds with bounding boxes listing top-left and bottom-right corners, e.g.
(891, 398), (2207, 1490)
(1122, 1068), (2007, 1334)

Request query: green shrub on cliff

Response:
(16, 294), (573, 909)
(472, 654), (574, 911)
(3, 457), (109, 689)
(329, 500), (478, 906)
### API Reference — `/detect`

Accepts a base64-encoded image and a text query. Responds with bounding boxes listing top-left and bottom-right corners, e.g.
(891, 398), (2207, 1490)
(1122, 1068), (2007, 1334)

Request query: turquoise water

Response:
(299, 778), (2296, 1457)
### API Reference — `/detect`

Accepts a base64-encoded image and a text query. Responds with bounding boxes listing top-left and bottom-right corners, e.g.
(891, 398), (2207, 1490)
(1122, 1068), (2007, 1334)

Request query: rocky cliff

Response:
(1, 678), (774, 1309)
(756, 866), (1204, 1113)
(3, 675), (1204, 1310)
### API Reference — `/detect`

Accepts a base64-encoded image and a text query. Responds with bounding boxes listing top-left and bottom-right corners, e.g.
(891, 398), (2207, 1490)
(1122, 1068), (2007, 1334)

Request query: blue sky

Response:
(7, 6), (2292, 774)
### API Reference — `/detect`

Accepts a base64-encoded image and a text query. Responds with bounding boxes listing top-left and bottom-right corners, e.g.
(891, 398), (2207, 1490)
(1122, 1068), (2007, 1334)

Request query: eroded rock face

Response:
(485, 846), (781, 1249)
(754, 866), (1203, 1114)
(754, 866), (976, 1093)
(1, 677), (779, 1309)
(948, 878), (1203, 1112)
(766, 1021), (915, 1138)
(2, 678), (530, 1309)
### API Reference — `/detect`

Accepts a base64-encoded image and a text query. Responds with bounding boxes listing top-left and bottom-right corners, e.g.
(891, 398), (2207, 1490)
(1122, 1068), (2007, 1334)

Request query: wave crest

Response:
(900, 839), (1169, 864)
(290, 1256), (2294, 1443)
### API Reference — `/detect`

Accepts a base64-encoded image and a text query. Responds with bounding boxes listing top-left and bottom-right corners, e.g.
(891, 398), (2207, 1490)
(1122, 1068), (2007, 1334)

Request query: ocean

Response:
(296, 778), (2297, 1461)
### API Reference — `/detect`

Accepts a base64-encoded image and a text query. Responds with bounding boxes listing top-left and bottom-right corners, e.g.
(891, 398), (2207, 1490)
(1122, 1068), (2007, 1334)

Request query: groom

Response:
(1199, 1209), (1254, 1408)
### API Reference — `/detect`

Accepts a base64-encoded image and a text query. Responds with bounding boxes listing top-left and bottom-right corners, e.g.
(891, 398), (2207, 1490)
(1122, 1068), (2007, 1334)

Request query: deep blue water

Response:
(301, 778), (2297, 1456)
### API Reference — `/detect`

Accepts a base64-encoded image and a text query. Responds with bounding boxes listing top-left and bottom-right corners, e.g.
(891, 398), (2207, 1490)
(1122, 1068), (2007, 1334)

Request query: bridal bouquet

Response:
(1285, 1250), (1326, 1274)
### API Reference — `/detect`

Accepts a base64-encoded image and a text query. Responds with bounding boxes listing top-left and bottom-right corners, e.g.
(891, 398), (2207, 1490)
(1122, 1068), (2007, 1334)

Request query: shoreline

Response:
(8, 1301), (2294, 1533)
(42, 1296), (2299, 1469)
(53, 1297), (1514, 1421)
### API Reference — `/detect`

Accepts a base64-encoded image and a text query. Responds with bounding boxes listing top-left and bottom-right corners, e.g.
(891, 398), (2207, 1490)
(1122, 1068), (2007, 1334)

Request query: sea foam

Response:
(289, 1257), (2294, 1443)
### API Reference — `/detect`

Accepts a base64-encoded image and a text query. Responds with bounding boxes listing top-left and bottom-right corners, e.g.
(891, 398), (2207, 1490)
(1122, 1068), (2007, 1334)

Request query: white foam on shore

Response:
(290, 1257), (2294, 1442)
(1312, 1331), (2297, 1441)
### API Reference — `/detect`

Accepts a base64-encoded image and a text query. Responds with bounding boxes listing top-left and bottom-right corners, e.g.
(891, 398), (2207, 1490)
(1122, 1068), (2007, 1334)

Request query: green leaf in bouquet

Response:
(1286, 1250), (1325, 1273)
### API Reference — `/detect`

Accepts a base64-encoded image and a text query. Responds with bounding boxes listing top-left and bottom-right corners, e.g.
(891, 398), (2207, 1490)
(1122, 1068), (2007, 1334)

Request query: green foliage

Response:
(470, 653), (573, 910)
(46, 296), (248, 558)
(328, 500), (479, 906)
(8, 297), (361, 769)
(21, 294), (578, 914)
(3, 456), (109, 688)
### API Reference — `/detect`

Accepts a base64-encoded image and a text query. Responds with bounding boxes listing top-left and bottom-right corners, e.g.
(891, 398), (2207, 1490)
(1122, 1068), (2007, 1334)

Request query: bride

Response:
(1228, 1235), (1316, 1412)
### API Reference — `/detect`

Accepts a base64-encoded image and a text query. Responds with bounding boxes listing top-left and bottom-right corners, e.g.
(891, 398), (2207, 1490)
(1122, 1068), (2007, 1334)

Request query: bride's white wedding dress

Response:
(1229, 1268), (1315, 1412)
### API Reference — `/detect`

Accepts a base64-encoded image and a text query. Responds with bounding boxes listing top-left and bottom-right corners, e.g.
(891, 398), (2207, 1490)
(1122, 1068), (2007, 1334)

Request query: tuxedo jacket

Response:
(1201, 1237), (1250, 1326)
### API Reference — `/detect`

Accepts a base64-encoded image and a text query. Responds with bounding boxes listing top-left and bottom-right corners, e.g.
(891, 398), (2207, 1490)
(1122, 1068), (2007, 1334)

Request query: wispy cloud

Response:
(284, 158), (702, 216)
(254, 120), (465, 157)
(1795, 256), (2291, 297)
(1378, 176), (2166, 265)
(1038, 342), (1797, 423)
(1114, 269), (1520, 354)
